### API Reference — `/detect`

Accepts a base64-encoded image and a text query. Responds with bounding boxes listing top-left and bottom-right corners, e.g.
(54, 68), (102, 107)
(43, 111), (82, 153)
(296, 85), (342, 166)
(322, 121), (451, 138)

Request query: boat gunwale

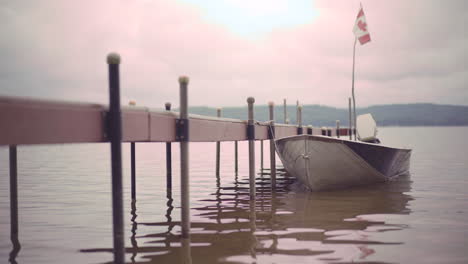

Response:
(275, 134), (412, 152)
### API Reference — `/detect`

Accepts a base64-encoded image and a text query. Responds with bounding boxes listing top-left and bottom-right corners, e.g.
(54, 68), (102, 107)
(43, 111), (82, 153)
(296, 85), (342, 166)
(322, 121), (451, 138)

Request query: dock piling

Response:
(129, 102), (137, 201)
(107, 52), (125, 264)
(247, 97), (256, 199)
(9, 145), (18, 241)
(296, 100), (299, 125)
(307, 125), (313, 135)
(297, 105), (303, 134)
(234, 141), (238, 176)
(165, 102), (172, 190)
(9, 145), (20, 263)
(268, 102), (276, 187)
(336, 120), (340, 138)
(131, 142), (136, 200)
(283, 99), (287, 124)
(216, 108), (221, 177)
(348, 97), (353, 140)
(260, 140), (264, 171)
(179, 76), (190, 238)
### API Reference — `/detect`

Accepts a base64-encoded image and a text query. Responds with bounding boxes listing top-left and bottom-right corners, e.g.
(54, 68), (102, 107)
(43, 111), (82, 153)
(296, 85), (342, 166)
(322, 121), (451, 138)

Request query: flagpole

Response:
(351, 37), (357, 141)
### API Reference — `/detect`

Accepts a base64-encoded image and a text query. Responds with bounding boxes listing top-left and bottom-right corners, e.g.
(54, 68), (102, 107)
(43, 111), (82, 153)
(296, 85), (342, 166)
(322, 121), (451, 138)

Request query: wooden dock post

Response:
(182, 238), (192, 264)
(131, 142), (136, 200)
(9, 145), (20, 263)
(268, 102), (276, 187)
(297, 105), (303, 134)
(336, 120), (340, 138)
(234, 141), (238, 176)
(296, 100), (299, 125)
(165, 102), (172, 190)
(348, 97), (352, 140)
(129, 102), (137, 201)
(247, 97), (256, 199)
(283, 98), (287, 124)
(216, 108), (221, 177)
(307, 125), (313, 135)
(260, 140), (264, 171)
(178, 76), (190, 238)
(107, 52), (125, 264)
(9, 145), (18, 243)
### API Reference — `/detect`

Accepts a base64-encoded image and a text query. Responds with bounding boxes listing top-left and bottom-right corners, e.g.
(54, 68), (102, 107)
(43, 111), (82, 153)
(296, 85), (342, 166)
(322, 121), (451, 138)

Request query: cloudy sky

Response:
(0, 0), (466, 108)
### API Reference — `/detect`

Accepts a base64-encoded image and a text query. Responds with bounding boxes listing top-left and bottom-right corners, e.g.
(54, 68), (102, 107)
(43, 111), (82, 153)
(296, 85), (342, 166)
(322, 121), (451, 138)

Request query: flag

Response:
(353, 7), (371, 45)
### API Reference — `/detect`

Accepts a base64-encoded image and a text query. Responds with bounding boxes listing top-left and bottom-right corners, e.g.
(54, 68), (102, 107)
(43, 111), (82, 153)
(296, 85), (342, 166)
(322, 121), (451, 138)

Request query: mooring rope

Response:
(265, 120), (282, 152)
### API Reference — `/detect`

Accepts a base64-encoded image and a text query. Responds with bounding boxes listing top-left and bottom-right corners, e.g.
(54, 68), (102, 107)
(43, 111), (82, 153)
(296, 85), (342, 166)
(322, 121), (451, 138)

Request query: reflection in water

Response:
(82, 168), (413, 263)
(181, 238), (192, 264)
(130, 200), (138, 264)
(9, 232), (21, 264)
(249, 198), (257, 261)
(165, 189), (175, 236)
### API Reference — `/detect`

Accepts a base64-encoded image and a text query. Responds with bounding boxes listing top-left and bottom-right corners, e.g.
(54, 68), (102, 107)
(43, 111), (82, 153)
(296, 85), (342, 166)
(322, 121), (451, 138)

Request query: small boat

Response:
(275, 114), (411, 191)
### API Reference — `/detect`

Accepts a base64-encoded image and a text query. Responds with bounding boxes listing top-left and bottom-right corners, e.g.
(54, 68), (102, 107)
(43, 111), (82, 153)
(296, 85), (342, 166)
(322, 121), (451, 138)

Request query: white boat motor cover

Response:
(357, 113), (378, 142)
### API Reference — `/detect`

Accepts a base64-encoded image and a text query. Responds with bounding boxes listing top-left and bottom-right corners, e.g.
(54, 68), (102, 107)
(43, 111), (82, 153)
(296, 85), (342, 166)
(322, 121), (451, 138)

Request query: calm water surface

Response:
(0, 127), (467, 264)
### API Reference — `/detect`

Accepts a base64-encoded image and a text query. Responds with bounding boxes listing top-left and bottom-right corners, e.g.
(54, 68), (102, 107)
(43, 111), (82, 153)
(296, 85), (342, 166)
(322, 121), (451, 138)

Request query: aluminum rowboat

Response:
(275, 134), (411, 191)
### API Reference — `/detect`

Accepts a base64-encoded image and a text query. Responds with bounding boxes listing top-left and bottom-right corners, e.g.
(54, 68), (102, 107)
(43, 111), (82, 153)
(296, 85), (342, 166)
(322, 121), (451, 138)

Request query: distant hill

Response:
(184, 103), (468, 127)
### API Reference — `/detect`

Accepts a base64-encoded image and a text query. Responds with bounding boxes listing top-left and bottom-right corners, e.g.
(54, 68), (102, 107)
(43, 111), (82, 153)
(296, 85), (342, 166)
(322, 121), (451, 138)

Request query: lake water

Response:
(0, 127), (467, 264)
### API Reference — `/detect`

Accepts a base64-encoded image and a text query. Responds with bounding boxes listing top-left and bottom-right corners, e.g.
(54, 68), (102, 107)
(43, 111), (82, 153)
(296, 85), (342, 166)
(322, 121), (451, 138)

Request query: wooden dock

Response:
(0, 53), (354, 263)
(0, 96), (350, 145)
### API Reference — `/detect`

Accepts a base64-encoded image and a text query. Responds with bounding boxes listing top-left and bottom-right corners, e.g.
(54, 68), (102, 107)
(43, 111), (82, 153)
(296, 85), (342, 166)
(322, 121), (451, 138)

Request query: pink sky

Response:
(0, 0), (466, 108)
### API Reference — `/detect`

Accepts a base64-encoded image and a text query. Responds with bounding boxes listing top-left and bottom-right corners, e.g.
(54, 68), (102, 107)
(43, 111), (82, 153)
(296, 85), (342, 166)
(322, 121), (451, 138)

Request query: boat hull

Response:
(275, 135), (411, 191)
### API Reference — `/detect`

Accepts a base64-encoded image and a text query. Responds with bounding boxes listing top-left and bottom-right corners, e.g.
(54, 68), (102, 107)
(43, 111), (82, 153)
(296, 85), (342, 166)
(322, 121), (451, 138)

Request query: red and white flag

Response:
(353, 7), (371, 45)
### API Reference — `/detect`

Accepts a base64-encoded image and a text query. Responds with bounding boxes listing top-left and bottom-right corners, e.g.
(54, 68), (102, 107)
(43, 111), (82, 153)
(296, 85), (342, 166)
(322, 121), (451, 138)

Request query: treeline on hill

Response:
(183, 103), (468, 127)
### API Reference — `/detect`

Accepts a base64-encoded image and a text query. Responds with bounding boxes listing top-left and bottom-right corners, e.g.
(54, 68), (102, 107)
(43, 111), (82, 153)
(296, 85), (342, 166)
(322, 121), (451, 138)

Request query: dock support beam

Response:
(296, 100), (299, 125)
(348, 97), (352, 140)
(9, 145), (20, 263)
(131, 142), (136, 200)
(234, 141), (238, 176)
(297, 105), (303, 134)
(336, 120), (340, 138)
(260, 140), (264, 171)
(216, 108), (221, 177)
(283, 98), (288, 124)
(107, 53), (125, 264)
(165, 103), (172, 190)
(247, 97), (256, 199)
(129, 101), (137, 201)
(268, 102), (276, 188)
(179, 76), (190, 238)
(9, 145), (18, 241)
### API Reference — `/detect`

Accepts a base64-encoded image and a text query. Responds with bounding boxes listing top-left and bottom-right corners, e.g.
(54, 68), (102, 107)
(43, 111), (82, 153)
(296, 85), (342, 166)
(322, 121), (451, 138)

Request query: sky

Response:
(0, 0), (467, 109)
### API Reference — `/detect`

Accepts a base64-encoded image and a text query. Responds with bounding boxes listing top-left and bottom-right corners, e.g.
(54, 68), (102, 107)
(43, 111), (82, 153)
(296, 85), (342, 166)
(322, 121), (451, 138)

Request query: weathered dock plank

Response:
(274, 125), (300, 138)
(122, 108), (150, 141)
(0, 96), (351, 145)
(0, 96), (105, 145)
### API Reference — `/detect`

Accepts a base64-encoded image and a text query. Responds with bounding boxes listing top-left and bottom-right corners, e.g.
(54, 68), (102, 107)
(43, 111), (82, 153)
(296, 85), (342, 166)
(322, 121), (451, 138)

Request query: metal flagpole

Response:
(351, 37), (357, 141)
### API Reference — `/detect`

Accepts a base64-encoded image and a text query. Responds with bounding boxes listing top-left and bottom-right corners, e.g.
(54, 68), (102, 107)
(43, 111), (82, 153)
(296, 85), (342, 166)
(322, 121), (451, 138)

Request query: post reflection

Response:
(165, 189), (175, 234)
(130, 200), (138, 264)
(82, 170), (413, 263)
(181, 238), (192, 264)
(216, 171), (221, 227)
(249, 198), (257, 260)
(9, 232), (21, 264)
